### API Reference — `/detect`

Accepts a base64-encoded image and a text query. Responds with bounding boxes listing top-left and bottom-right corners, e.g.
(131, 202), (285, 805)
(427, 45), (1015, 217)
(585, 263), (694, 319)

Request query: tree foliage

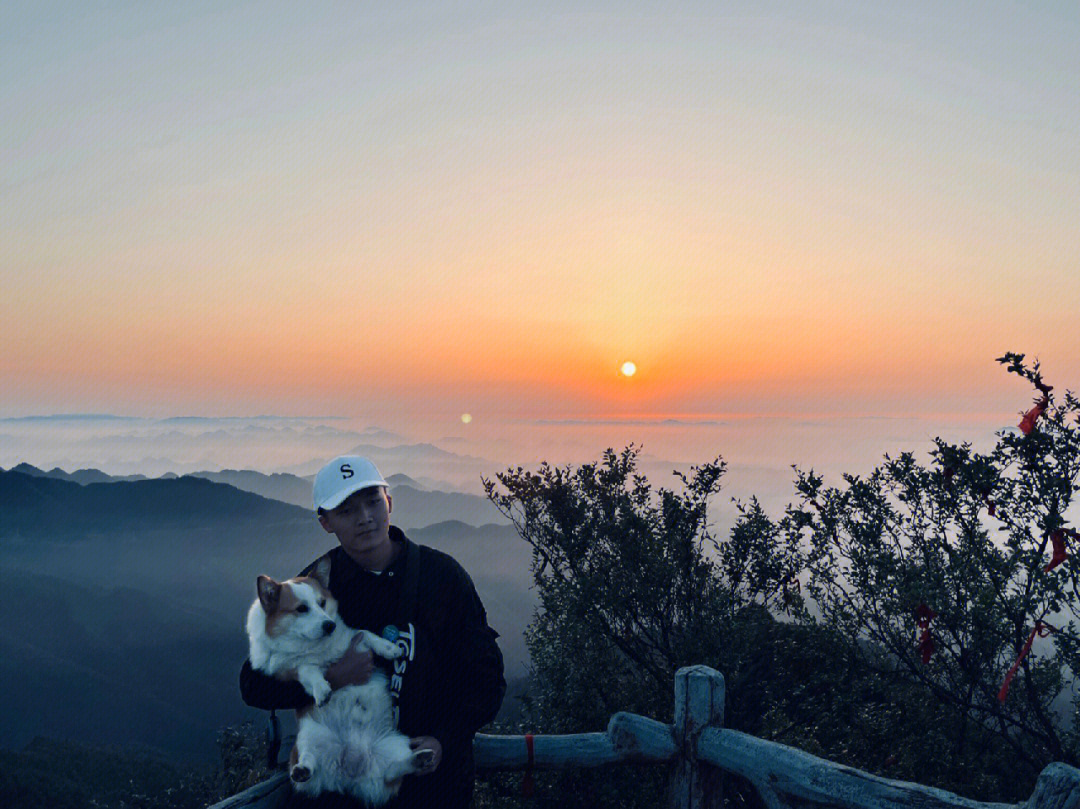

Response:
(481, 355), (1080, 806)
(800, 353), (1080, 776)
(0, 724), (270, 809)
(482, 447), (807, 807)
(484, 447), (804, 728)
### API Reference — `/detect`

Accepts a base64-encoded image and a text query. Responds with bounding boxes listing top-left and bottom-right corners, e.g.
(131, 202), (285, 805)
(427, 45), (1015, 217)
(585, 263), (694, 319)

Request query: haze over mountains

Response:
(8, 462), (150, 484)
(185, 469), (509, 529)
(0, 466), (532, 763)
(0, 415), (494, 490)
(0, 410), (1012, 504)
(1, 409), (1019, 765)
(10, 463), (511, 530)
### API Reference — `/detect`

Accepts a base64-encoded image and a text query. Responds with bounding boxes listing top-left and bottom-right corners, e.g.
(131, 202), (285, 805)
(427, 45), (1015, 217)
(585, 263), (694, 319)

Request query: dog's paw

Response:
(290, 765), (312, 783)
(311, 681), (332, 706)
(369, 635), (404, 659)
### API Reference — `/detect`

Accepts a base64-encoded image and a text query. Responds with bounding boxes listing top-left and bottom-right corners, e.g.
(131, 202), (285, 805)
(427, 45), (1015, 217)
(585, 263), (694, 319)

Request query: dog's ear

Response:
(309, 556), (332, 590)
(257, 576), (282, 612)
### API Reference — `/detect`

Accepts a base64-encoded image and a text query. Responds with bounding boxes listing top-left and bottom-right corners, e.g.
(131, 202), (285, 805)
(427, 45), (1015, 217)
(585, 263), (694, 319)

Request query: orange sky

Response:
(4, 3), (1078, 421)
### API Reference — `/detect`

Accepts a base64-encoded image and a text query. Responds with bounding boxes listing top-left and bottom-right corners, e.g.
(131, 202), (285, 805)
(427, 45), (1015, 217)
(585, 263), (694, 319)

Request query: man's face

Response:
(318, 486), (394, 569)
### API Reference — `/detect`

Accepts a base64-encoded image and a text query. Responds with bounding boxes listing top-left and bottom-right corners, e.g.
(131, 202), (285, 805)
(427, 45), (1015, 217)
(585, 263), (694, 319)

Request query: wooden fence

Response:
(209, 665), (1080, 809)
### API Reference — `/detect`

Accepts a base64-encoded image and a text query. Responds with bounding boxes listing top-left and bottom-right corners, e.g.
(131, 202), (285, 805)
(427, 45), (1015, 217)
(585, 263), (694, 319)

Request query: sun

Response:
(620, 361), (637, 378)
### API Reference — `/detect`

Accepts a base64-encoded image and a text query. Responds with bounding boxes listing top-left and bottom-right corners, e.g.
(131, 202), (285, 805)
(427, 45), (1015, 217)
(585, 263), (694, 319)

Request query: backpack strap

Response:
(398, 539), (421, 624)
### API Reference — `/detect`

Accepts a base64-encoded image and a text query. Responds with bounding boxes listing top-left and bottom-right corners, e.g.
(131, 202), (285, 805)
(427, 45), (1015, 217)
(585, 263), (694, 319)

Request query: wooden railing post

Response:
(670, 666), (724, 809)
(217, 664), (1080, 809)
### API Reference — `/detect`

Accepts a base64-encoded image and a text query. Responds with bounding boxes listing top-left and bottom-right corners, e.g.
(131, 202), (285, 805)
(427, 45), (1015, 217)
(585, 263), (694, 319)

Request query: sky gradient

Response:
(4, 1), (1079, 431)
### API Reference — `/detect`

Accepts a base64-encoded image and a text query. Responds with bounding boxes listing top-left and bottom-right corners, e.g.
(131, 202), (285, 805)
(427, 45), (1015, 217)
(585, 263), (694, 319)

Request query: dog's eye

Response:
(318, 599), (326, 608)
(296, 604), (309, 614)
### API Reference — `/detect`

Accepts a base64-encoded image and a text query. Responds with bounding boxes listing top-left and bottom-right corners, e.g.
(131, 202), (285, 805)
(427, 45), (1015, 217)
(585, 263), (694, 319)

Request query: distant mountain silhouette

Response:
(385, 472), (424, 489)
(185, 470), (507, 529)
(0, 470), (309, 539)
(69, 468), (144, 484)
(346, 441), (481, 461)
(187, 469), (314, 510)
(387, 485), (508, 529)
(279, 444), (490, 490)
(355, 426), (410, 444)
(8, 463), (48, 476)
(7, 462), (148, 485)
(3, 464), (507, 529)
(0, 468), (533, 763)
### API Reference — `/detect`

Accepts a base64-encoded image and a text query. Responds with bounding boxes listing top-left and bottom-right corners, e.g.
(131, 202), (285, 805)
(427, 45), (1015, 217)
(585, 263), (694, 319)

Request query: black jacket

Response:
(239, 527), (506, 808)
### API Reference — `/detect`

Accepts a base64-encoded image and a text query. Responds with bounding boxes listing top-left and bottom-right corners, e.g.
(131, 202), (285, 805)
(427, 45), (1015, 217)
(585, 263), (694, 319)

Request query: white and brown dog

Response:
(246, 557), (433, 805)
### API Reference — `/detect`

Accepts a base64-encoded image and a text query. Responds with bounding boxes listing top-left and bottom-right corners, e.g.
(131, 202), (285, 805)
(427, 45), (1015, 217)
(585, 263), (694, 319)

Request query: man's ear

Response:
(386, 492), (393, 515)
(318, 513), (333, 533)
(310, 556), (332, 589)
(257, 576), (281, 613)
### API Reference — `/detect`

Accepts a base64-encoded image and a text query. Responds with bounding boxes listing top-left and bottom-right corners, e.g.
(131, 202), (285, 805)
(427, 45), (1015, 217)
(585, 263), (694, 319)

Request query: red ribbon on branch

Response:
(522, 733), (535, 797)
(1044, 529), (1079, 572)
(1019, 394), (1050, 435)
(915, 604), (936, 665)
(997, 621), (1055, 702)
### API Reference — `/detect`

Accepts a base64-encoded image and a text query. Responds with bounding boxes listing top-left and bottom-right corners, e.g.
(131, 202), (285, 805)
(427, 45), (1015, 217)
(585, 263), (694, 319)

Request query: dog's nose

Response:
(322, 621), (336, 636)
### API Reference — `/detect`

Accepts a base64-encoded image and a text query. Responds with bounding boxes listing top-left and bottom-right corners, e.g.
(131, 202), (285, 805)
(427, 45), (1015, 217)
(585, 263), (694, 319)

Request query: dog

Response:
(246, 556), (433, 804)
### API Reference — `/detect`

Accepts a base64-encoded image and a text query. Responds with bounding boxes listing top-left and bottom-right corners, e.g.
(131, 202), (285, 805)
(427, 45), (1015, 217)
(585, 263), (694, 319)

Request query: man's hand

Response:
(324, 641), (374, 691)
(409, 736), (442, 776)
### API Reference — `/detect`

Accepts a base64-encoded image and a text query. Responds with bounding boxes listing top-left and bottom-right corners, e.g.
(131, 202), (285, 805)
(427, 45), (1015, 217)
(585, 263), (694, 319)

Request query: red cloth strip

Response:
(522, 733), (535, 797)
(998, 622), (1054, 702)
(1044, 529), (1078, 572)
(915, 604), (936, 665)
(1019, 395), (1049, 435)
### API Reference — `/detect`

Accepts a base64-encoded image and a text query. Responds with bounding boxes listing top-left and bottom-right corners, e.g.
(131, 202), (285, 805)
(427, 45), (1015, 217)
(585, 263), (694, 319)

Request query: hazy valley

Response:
(0, 466), (534, 764)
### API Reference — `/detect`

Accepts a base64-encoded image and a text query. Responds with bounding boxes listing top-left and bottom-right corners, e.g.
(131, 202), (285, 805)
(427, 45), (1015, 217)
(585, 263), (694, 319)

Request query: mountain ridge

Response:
(4, 464), (507, 529)
(0, 470), (311, 539)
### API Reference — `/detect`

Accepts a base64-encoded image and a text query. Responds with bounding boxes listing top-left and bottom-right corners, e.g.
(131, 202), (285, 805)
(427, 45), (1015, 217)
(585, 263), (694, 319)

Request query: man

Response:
(240, 455), (505, 808)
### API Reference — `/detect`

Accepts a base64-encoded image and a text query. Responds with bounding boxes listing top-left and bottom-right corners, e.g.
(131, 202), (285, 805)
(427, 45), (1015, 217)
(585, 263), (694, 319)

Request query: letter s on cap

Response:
(340, 464), (354, 479)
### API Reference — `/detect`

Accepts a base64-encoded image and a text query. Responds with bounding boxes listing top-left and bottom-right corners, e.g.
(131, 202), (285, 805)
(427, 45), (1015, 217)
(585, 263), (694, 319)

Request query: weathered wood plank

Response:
(671, 666), (725, 809)
(205, 773), (289, 809)
(474, 731), (618, 769)
(474, 713), (677, 770)
(607, 711), (678, 763)
(696, 728), (1016, 809)
(210, 666), (1077, 809)
(1023, 763), (1080, 809)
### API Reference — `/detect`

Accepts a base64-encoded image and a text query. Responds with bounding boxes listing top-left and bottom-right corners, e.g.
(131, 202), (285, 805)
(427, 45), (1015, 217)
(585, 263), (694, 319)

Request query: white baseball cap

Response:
(313, 455), (388, 511)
